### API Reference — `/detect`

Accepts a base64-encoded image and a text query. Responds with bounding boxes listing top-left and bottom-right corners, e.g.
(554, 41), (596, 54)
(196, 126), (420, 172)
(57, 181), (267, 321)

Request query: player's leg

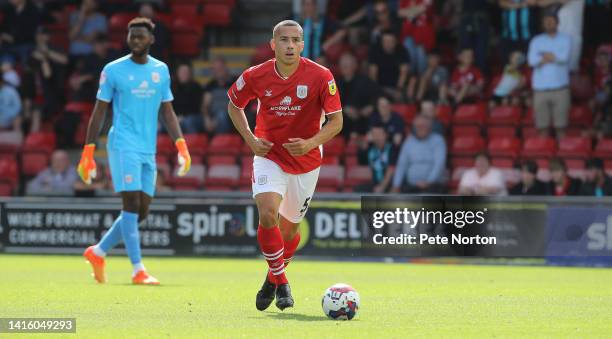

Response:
(83, 148), (123, 283)
(252, 156), (291, 310)
(128, 156), (159, 285)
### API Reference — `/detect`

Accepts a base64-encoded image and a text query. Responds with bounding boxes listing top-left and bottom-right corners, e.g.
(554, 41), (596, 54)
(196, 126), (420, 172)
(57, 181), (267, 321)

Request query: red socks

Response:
(266, 232), (301, 284)
(257, 226), (288, 285)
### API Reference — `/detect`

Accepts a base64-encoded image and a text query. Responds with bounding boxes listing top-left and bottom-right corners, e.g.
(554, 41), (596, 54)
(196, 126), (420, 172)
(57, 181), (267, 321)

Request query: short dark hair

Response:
(128, 17), (155, 32)
(586, 158), (604, 170)
(273, 20), (303, 38)
(522, 160), (538, 175)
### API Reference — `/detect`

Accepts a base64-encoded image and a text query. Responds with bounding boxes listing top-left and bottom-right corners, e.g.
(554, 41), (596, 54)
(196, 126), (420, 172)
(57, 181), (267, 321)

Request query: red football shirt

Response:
(399, 0), (435, 51)
(228, 57), (342, 174)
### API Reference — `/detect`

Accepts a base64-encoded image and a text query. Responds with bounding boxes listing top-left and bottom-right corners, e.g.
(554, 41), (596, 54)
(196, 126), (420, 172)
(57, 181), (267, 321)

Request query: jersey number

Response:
(299, 197), (311, 215)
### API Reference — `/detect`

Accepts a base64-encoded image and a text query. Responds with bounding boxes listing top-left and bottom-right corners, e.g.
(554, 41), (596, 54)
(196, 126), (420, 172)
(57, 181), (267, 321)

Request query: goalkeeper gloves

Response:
(77, 144), (97, 185)
(175, 138), (191, 177)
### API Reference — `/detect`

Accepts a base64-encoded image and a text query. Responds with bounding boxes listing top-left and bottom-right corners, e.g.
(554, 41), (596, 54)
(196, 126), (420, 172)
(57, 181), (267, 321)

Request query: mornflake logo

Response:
(270, 96), (301, 117)
(131, 80), (156, 98)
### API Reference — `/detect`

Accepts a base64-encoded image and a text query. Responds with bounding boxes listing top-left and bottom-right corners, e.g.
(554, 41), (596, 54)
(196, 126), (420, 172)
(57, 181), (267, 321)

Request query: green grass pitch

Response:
(1, 255), (611, 338)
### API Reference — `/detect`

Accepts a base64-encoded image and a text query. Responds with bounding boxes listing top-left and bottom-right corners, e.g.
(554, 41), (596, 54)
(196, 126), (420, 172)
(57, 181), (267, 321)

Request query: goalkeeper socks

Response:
(268, 232), (300, 283)
(96, 214), (124, 256)
(257, 225), (288, 285)
(132, 263), (145, 276)
(119, 211), (142, 266)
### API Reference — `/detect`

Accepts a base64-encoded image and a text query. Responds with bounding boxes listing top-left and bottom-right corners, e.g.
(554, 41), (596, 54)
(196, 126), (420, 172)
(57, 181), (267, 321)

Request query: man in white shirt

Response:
(458, 153), (507, 196)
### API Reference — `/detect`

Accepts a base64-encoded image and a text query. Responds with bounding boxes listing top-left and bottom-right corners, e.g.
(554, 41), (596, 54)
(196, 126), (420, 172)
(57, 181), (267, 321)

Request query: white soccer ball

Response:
(321, 283), (360, 320)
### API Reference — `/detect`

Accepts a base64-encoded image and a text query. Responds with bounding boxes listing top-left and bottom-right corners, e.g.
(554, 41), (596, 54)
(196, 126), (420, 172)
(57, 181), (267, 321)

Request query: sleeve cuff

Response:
(325, 109), (342, 115)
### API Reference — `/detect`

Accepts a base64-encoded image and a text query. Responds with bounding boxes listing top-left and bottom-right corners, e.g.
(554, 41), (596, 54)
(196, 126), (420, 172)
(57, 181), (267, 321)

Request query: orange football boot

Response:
(132, 270), (160, 285)
(83, 246), (106, 283)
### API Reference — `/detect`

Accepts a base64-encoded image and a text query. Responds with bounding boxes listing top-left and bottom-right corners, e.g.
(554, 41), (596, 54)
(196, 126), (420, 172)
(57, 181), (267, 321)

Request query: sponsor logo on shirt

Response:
(131, 80), (156, 98)
(270, 96), (301, 116)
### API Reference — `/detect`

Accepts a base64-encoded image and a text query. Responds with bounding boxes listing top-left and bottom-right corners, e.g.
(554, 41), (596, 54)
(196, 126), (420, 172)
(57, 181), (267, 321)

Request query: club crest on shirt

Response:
(297, 85), (308, 99)
(328, 80), (337, 96)
(125, 175), (133, 184)
(236, 74), (245, 91)
(151, 72), (161, 83)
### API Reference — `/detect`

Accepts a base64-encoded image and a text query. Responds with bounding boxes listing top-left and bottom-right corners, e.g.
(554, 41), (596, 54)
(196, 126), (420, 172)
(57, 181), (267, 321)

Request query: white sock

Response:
(132, 262), (145, 276)
(92, 245), (106, 257)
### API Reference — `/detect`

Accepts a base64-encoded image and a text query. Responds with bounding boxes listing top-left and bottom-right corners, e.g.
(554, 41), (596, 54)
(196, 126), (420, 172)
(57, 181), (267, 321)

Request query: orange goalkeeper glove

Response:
(175, 138), (191, 177)
(77, 144), (97, 185)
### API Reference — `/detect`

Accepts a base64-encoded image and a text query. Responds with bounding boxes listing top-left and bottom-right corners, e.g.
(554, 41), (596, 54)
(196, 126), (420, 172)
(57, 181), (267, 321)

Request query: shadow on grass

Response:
(263, 312), (329, 322)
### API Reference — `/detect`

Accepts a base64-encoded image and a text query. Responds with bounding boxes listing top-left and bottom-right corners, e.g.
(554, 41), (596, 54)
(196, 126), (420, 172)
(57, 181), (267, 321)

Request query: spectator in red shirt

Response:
(449, 48), (485, 105)
(398, 0), (435, 75)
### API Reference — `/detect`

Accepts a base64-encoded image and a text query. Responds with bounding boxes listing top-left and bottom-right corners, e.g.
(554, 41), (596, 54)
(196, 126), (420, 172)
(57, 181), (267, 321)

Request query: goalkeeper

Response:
(78, 17), (191, 285)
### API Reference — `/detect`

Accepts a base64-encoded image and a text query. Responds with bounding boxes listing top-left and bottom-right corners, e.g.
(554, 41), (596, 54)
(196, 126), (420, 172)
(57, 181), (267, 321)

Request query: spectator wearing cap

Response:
(509, 160), (550, 195)
(357, 124), (399, 193)
(458, 153), (507, 196)
(527, 12), (571, 138)
(579, 158), (612, 196)
(548, 157), (582, 196)
(391, 114), (446, 193)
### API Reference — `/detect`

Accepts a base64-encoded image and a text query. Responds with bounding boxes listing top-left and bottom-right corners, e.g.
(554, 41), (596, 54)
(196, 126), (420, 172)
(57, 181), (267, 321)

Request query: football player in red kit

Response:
(227, 20), (343, 311)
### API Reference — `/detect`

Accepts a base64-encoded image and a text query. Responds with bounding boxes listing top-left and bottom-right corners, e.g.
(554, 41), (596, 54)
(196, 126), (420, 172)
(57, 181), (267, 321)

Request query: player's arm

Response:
(160, 101), (191, 176)
(283, 112), (343, 156)
(227, 102), (273, 156)
(77, 99), (108, 184)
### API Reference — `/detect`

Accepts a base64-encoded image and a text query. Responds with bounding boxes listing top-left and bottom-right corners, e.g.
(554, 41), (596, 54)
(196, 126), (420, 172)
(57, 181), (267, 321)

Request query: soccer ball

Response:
(321, 283), (360, 320)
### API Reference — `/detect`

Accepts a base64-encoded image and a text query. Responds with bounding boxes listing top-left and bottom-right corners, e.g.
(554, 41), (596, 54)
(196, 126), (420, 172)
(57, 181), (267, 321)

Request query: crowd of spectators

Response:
(0, 0), (611, 196)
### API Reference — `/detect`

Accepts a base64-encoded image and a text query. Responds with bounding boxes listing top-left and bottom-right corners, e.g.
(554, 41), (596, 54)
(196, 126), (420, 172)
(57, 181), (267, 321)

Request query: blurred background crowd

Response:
(0, 0), (611, 197)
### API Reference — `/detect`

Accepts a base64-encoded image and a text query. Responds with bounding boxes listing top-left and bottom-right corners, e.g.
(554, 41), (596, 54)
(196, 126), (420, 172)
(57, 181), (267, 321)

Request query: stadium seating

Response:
(450, 135), (485, 156)
(183, 133), (209, 156)
(569, 106), (593, 127)
(157, 134), (175, 156)
(344, 166), (372, 190)
(594, 139), (612, 159)
(207, 155), (236, 166)
(521, 136), (557, 159)
(206, 164), (240, 188)
(570, 72), (594, 102)
(452, 104), (487, 126)
(435, 105), (452, 126)
(557, 136), (592, 159)
(391, 104), (417, 124)
(171, 16), (205, 57)
(487, 126), (516, 138)
(488, 106), (521, 126)
(207, 134), (242, 155)
(168, 164), (206, 189)
(318, 165), (344, 190)
(0, 157), (18, 196)
(344, 156), (359, 167)
(324, 137), (345, 157)
(488, 137), (521, 159)
(202, 3), (233, 27)
(451, 125), (481, 137)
